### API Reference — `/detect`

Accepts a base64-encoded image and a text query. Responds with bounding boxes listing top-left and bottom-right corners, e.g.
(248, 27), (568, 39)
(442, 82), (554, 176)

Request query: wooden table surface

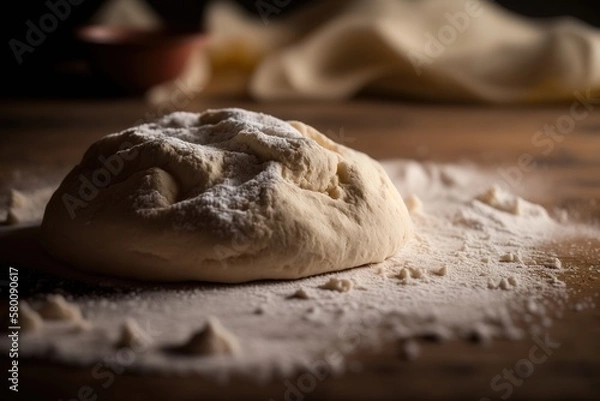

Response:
(1, 98), (599, 401)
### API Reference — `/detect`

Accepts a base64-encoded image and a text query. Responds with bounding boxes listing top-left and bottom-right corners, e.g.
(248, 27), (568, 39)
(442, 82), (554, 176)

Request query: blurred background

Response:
(3, 0), (600, 101)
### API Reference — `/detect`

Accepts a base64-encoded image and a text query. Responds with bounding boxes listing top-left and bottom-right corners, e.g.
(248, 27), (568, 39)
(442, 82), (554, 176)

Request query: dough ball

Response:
(41, 109), (412, 282)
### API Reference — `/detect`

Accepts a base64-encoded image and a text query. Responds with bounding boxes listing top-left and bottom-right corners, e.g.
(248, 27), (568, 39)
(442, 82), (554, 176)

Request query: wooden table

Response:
(1, 98), (599, 401)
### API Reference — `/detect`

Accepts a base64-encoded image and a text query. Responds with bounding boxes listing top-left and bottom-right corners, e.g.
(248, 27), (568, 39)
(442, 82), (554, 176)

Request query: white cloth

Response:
(206, 0), (600, 103)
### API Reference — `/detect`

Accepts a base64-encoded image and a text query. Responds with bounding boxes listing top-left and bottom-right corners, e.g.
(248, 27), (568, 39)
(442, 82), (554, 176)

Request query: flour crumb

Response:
(395, 267), (413, 285)
(435, 266), (448, 276)
(373, 266), (386, 275)
(409, 267), (424, 279)
(499, 278), (511, 290)
(38, 295), (83, 322)
(397, 268), (410, 280)
(500, 253), (519, 263)
(526, 299), (540, 314)
(399, 339), (420, 361)
(405, 194), (423, 214)
(468, 323), (494, 344)
(550, 276), (566, 287)
(20, 301), (43, 332)
(176, 318), (240, 356)
(476, 185), (548, 217)
(319, 278), (353, 293)
(543, 257), (562, 269)
(507, 276), (518, 286)
(477, 185), (520, 215)
(117, 319), (150, 348)
(71, 320), (93, 333)
(396, 266), (425, 280)
(305, 306), (320, 317)
(288, 288), (310, 300)
(4, 188), (54, 225)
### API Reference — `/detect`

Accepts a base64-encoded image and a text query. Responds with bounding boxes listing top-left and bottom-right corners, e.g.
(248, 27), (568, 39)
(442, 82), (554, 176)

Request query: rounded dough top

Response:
(41, 108), (412, 282)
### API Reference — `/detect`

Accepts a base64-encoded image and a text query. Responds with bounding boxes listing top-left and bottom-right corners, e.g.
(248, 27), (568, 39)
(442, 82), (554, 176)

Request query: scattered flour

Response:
(3, 159), (599, 382)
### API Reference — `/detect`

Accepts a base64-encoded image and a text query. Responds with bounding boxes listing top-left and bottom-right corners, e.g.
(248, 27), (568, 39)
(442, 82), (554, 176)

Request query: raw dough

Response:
(41, 108), (412, 282)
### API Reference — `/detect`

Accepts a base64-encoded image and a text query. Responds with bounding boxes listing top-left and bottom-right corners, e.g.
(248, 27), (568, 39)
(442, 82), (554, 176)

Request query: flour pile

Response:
(3, 159), (599, 381)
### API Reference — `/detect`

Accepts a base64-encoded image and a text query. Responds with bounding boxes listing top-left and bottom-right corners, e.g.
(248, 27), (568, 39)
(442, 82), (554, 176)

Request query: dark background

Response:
(3, 0), (600, 97)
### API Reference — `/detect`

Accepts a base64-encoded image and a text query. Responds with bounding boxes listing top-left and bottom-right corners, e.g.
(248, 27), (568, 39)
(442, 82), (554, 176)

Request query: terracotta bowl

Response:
(76, 25), (207, 93)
